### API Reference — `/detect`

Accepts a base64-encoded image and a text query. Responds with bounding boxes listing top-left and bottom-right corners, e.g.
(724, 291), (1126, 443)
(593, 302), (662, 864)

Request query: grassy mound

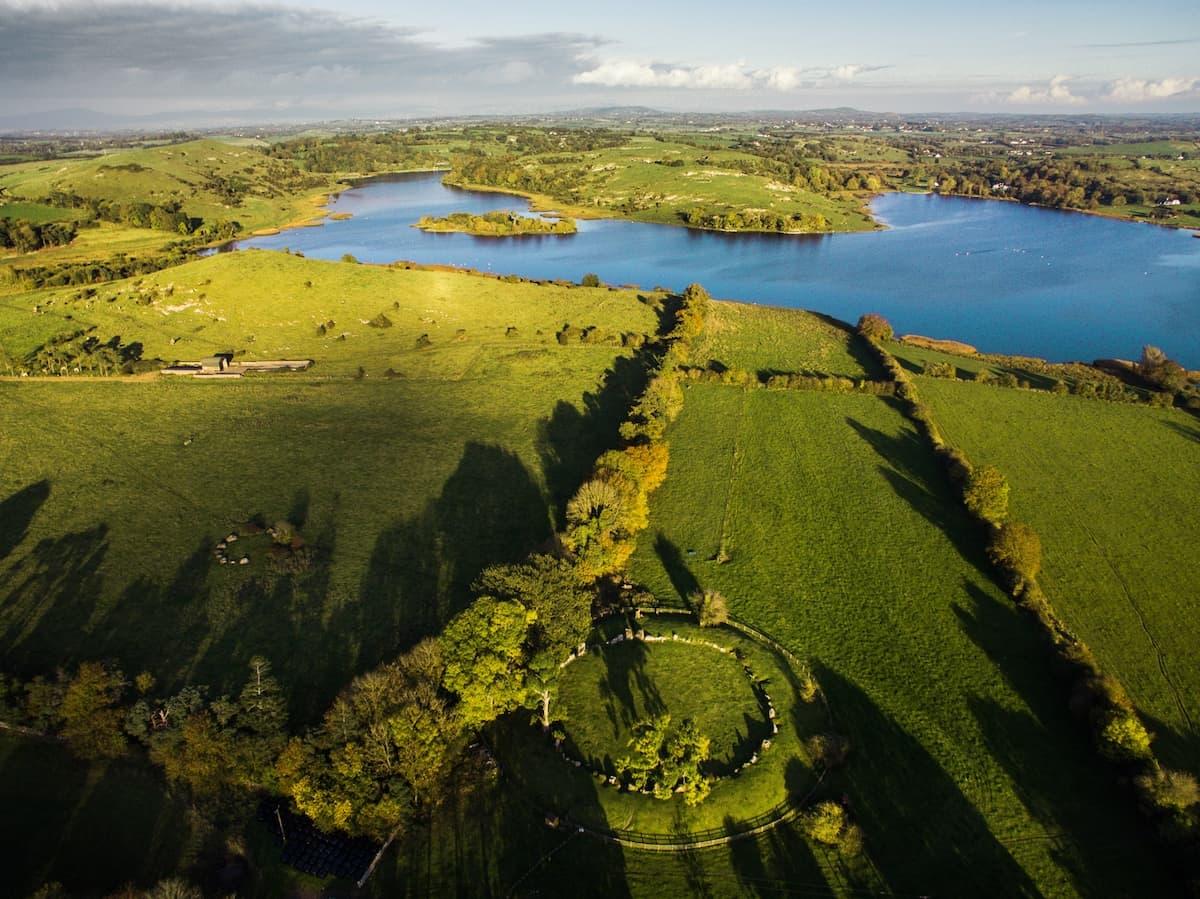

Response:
(691, 301), (878, 379)
(0, 251), (657, 377)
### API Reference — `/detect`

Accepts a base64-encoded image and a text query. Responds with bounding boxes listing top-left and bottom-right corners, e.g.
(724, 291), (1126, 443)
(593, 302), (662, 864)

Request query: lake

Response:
(235, 172), (1200, 367)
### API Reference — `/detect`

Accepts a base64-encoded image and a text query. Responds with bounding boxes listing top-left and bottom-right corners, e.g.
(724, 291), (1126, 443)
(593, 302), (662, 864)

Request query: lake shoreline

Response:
(231, 173), (1200, 368)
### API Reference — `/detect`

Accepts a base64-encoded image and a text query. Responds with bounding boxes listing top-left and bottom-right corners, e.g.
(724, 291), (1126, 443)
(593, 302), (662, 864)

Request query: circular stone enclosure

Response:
(498, 612), (829, 843)
(557, 631), (770, 776)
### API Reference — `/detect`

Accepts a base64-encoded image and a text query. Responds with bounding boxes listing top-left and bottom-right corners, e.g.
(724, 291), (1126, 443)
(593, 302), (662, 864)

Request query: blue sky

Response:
(1, 0), (1198, 124)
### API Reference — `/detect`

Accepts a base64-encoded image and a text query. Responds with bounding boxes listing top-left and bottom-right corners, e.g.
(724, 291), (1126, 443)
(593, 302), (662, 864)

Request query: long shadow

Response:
(0, 738), (189, 897)
(345, 442), (551, 683)
(954, 582), (1185, 896)
(0, 524), (110, 676)
(809, 311), (887, 380)
(1162, 417), (1200, 443)
(653, 533), (701, 602)
(537, 348), (654, 523)
(845, 414), (992, 578)
(0, 479), (50, 564)
(1138, 710), (1197, 778)
(375, 722), (631, 896)
(814, 663), (1043, 897)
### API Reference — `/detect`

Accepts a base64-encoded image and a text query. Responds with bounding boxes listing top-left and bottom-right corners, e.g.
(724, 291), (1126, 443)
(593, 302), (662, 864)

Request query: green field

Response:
(3, 123), (1198, 896)
(0, 251), (658, 377)
(450, 135), (878, 233)
(0, 201), (82, 224)
(0, 254), (659, 724)
(628, 384), (1174, 896)
(692, 301), (878, 378)
(558, 633), (765, 770)
(918, 378), (1200, 775)
(0, 139), (337, 236)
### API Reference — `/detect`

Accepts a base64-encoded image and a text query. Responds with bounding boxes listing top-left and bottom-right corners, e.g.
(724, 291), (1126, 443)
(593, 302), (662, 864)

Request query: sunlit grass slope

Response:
(919, 377), (1200, 775)
(628, 384), (1173, 897)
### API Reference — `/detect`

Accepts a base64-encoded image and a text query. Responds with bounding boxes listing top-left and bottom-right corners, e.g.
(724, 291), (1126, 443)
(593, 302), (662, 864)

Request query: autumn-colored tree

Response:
(963, 465), (1010, 525)
(59, 662), (127, 760)
(987, 521), (1042, 586)
(856, 313), (893, 342)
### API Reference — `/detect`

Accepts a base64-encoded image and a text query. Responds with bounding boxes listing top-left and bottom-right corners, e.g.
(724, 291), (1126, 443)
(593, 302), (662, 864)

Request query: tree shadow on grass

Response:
(653, 533), (701, 603)
(0, 524), (110, 676)
(953, 581), (1185, 897)
(537, 348), (654, 524)
(813, 663), (1043, 897)
(342, 441), (551, 683)
(381, 721), (631, 897)
(810, 312), (888, 381)
(0, 738), (189, 897)
(0, 479), (50, 565)
(844, 413), (992, 578)
(1162, 417), (1200, 444)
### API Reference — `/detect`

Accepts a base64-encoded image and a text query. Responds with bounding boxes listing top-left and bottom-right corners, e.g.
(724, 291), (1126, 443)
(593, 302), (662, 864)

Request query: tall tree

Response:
(59, 662), (127, 760)
(440, 597), (531, 729)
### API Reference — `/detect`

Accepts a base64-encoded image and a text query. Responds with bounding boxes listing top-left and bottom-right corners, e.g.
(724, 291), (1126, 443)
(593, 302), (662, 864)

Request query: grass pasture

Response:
(0, 201), (82, 223)
(628, 384), (1176, 896)
(0, 255), (660, 725)
(0, 251), (659, 378)
(453, 135), (878, 233)
(0, 139), (337, 235)
(918, 378), (1200, 775)
(693, 301), (878, 379)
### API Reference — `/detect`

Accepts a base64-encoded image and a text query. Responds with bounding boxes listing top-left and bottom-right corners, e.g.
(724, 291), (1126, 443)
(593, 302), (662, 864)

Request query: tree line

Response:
(858, 314), (1200, 870)
(0, 218), (77, 253)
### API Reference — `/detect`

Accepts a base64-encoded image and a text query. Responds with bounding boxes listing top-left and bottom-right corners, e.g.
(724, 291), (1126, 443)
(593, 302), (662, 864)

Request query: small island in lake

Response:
(414, 210), (577, 236)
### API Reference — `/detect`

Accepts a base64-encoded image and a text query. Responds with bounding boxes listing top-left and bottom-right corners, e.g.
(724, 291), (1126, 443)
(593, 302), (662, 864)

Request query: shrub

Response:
(802, 801), (847, 846)
(580, 273), (601, 287)
(1097, 709), (1153, 762)
(963, 465), (1010, 525)
(692, 589), (728, 627)
(1135, 768), (1200, 811)
(806, 732), (851, 769)
(1051, 379), (1069, 395)
(1138, 345), (1187, 392)
(996, 372), (1020, 389)
(987, 522), (1042, 586)
(856, 313), (893, 342)
(795, 664), (820, 703)
(340, 253), (359, 264)
(923, 360), (957, 379)
(973, 368), (993, 384)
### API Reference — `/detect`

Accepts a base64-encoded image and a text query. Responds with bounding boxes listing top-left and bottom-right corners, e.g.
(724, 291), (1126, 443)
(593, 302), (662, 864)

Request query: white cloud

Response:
(1104, 76), (1198, 101)
(573, 60), (754, 89)
(573, 60), (876, 91)
(832, 64), (865, 80)
(1006, 75), (1084, 105)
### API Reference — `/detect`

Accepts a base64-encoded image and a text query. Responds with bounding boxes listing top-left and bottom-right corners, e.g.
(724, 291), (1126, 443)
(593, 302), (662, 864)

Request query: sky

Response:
(1, 0), (1199, 126)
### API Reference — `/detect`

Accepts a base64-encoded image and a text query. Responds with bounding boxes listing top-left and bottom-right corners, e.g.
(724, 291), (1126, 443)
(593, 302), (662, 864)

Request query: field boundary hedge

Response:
(863, 328), (1200, 874)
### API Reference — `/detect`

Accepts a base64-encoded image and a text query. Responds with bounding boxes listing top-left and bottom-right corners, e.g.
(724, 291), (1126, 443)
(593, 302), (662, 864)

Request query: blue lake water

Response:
(236, 172), (1200, 366)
